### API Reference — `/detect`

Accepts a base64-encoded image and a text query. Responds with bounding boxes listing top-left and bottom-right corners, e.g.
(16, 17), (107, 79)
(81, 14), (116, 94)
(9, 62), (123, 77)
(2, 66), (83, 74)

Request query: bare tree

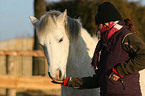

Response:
(33, 0), (46, 75)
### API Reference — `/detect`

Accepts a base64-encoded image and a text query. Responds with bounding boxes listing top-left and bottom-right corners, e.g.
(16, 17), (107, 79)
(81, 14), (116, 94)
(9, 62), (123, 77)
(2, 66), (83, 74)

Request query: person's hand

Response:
(52, 77), (84, 88)
(109, 72), (120, 81)
(67, 77), (83, 88)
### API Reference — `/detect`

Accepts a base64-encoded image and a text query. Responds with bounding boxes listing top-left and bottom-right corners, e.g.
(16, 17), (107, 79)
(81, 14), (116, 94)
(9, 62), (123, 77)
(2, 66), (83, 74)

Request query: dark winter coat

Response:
(80, 21), (145, 96)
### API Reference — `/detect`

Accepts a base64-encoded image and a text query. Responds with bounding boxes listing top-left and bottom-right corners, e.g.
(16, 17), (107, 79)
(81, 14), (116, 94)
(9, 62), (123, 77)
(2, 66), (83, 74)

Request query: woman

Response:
(53, 2), (145, 96)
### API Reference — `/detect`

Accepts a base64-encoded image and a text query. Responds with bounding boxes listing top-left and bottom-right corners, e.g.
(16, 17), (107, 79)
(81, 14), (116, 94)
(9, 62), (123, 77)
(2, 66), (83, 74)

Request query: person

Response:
(52, 2), (145, 96)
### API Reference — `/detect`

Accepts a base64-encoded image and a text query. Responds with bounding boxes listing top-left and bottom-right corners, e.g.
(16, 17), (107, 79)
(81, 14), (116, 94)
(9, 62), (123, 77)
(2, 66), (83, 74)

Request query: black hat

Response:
(95, 2), (122, 25)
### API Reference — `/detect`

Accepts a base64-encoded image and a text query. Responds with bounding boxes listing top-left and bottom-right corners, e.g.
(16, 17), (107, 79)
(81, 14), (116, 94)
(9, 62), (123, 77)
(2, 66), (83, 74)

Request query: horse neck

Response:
(66, 28), (97, 77)
(80, 28), (97, 58)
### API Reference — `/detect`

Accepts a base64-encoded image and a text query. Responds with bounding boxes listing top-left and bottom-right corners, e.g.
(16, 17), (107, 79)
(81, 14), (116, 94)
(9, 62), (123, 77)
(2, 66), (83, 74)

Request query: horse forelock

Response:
(38, 10), (61, 31)
(37, 10), (81, 42)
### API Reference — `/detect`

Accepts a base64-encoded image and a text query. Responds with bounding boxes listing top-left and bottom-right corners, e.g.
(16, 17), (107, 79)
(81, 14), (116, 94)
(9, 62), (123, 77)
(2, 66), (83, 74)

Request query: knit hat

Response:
(95, 2), (122, 25)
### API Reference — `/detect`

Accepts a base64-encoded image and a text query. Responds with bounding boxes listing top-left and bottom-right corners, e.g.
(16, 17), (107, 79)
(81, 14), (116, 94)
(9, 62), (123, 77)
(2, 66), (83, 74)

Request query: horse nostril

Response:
(58, 70), (62, 79)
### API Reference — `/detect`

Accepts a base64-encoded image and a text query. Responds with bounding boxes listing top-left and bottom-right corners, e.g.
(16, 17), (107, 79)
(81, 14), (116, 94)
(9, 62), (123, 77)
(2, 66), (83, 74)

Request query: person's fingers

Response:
(109, 73), (120, 81)
(75, 77), (83, 85)
(113, 74), (120, 81)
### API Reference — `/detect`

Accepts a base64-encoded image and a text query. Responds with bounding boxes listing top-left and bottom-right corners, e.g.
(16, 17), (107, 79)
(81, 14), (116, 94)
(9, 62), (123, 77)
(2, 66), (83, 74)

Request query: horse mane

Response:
(67, 17), (81, 41)
(38, 10), (81, 41)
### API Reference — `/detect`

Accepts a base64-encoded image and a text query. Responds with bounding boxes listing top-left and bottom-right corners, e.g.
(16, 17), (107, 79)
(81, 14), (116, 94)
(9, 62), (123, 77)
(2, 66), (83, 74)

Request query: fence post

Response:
(45, 58), (48, 76)
(6, 55), (16, 96)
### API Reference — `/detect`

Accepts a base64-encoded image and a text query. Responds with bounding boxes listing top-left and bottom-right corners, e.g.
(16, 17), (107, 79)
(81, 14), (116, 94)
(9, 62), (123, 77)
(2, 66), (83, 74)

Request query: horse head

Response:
(30, 10), (69, 81)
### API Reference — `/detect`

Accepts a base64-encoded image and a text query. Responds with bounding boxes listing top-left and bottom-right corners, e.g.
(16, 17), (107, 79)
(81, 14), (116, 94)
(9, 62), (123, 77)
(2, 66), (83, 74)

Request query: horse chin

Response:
(48, 71), (64, 81)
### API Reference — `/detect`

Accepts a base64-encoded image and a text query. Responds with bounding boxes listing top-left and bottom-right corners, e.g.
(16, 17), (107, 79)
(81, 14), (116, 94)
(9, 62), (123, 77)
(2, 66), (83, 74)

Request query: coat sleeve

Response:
(80, 70), (100, 89)
(116, 33), (145, 76)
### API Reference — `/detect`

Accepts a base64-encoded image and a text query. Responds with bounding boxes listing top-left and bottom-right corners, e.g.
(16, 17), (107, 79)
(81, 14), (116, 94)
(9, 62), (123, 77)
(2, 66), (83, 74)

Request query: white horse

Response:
(29, 10), (145, 96)
(30, 10), (99, 96)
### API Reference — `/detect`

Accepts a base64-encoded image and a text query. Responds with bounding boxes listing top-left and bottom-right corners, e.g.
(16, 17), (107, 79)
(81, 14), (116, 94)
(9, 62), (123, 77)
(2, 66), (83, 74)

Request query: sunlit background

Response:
(0, 0), (145, 96)
(0, 0), (145, 41)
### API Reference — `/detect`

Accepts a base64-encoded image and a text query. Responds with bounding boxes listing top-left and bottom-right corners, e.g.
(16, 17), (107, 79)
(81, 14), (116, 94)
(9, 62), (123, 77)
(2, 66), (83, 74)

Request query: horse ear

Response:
(29, 16), (39, 27)
(57, 9), (67, 23)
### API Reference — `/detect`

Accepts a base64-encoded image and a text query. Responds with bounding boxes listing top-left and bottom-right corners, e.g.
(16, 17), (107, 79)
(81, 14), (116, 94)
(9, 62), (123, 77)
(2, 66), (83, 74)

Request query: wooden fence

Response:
(0, 50), (61, 96)
(0, 50), (45, 57)
(0, 38), (61, 96)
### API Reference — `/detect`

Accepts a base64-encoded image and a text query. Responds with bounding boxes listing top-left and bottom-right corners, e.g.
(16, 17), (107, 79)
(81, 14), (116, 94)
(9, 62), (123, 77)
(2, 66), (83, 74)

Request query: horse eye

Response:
(59, 38), (63, 43)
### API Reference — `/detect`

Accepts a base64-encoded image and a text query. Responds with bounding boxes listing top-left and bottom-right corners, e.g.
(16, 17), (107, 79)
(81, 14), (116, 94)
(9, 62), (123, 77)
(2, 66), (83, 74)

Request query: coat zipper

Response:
(119, 79), (125, 90)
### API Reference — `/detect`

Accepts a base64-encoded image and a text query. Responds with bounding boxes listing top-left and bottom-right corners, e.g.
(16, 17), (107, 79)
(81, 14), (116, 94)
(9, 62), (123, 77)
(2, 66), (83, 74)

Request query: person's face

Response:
(96, 24), (103, 31)
(96, 22), (112, 32)
(96, 24), (104, 38)
(96, 22), (111, 38)
(96, 23), (107, 31)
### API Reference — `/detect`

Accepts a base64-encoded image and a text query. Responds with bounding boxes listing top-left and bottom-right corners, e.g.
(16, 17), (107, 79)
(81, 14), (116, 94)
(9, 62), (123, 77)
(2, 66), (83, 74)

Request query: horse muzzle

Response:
(48, 69), (64, 81)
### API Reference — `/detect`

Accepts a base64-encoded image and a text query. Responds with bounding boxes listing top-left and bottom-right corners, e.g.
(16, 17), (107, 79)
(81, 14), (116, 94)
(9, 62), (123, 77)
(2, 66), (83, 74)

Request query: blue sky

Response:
(0, 0), (144, 41)
(0, 0), (34, 41)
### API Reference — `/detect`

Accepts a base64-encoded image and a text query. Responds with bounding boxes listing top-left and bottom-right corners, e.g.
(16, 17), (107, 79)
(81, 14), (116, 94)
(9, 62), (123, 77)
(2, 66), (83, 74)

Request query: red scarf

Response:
(100, 21), (123, 39)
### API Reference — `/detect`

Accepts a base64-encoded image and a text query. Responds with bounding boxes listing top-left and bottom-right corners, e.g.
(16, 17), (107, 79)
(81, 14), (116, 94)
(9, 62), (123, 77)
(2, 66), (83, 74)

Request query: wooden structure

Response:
(0, 50), (45, 57)
(0, 75), (61, 90)
(0, 38), (61, 96)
